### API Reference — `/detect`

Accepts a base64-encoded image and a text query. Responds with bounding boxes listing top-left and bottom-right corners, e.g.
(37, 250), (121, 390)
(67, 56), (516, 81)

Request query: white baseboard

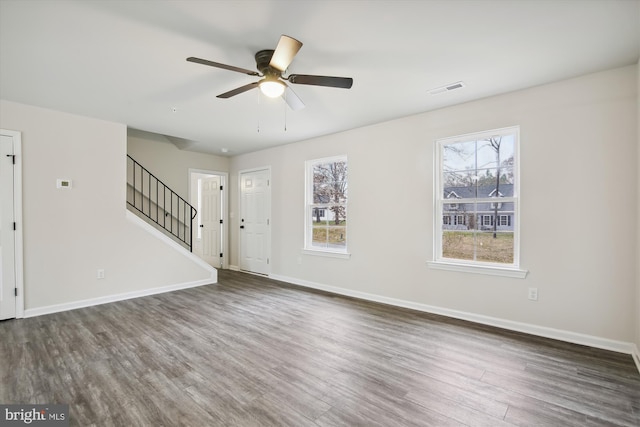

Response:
(270, 273), (638, 360)
(24, 278), (215, 318)
(229, 265), (240, 271)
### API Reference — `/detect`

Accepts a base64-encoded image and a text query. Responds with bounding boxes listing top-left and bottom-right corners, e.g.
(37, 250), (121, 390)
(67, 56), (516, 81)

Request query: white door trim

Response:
(189, 168), (228, 269)
(1, 129), (24, 318)
(238, 166), (271, 275)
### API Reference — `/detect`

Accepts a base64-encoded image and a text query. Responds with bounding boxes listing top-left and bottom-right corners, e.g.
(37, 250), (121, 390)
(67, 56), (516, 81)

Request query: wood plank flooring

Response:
(1, 270), (639, 426)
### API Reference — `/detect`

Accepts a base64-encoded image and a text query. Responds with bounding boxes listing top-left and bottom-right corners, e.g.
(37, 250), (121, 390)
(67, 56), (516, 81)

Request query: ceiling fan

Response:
(186, 35), (353, 110)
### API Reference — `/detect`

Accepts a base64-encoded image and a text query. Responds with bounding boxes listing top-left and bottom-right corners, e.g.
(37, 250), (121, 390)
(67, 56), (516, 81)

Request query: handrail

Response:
(126, 155), (197, 251)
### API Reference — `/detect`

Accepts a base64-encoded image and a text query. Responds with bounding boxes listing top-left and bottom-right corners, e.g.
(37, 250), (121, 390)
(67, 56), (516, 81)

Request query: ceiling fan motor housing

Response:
(255, 50), (280, 78)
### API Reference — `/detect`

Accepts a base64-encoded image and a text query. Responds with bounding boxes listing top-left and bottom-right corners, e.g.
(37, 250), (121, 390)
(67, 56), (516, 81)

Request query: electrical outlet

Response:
(97, 269), (105, 279)
(528, 287), (538, 301)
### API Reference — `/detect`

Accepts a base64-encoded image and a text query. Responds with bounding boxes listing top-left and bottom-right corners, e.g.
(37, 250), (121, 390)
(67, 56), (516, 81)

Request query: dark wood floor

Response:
(1, 270), (639, 426)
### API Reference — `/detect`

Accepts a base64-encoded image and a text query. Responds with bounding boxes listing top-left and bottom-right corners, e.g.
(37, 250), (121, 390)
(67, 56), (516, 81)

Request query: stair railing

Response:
(126, 155), (196, 251)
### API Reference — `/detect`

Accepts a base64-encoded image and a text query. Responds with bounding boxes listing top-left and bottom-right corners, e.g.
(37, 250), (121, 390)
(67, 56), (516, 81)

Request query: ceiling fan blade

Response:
(269, 35), (303, 72)
(288, 74), (353, 89)
(282, 84), (305, 111)
(187, 57), (259, 76)
(216, 82), (259, 98)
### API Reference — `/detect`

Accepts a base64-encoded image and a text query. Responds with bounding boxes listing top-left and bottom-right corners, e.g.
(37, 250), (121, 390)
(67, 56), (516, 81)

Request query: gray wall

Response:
(230, 65), (638, 346)
(0, 101), (214, 312)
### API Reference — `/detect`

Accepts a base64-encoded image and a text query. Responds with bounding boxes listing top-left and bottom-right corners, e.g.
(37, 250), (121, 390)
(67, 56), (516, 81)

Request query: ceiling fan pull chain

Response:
(257, 90), (261, 133)
(284, 91), (287, 132)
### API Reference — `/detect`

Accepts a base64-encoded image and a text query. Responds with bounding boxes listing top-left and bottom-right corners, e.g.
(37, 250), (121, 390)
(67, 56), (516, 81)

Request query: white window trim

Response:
(431, 125), (527, 278)
(304, 155), (350, 257)
(302, 248), (351, 259)
(427, 260), (528, 278)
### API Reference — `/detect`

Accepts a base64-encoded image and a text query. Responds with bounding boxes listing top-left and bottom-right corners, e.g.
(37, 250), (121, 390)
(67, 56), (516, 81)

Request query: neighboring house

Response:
(313, 207), (333, 222)
(443, 184), (514, 232)
(312, 194), (340, 223)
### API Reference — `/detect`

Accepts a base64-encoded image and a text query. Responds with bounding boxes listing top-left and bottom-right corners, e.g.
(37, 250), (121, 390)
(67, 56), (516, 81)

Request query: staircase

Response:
(126, 155), (196, 251)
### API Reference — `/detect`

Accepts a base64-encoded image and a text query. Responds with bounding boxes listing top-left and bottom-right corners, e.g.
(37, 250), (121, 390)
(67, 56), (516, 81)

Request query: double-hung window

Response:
(431, 126), (526, 278)
(304, 156), (349, 257)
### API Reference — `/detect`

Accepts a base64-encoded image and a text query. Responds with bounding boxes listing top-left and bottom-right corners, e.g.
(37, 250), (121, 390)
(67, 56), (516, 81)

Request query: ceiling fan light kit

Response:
(258, 79), (285, 98)
(187, 34), (353, 110)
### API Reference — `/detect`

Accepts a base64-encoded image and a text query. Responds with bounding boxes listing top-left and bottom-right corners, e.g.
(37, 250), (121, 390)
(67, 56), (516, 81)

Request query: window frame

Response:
(303, 155), (350, 259)
(429, 126), (527, 278)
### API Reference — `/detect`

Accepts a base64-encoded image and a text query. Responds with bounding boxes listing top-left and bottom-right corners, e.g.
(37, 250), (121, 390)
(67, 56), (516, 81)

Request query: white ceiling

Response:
(1, 0), (638, 156)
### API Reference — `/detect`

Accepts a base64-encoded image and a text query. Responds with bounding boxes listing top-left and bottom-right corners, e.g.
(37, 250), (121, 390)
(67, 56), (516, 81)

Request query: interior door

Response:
(0, 134), (16, 320)
(200, 176), (221, 267)
(239, 169), (270, 275)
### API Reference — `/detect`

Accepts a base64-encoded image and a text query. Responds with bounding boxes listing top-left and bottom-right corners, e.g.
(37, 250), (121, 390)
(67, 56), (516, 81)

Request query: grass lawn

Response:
(313, 221), (346, 246)
(443, 231), (513, 264)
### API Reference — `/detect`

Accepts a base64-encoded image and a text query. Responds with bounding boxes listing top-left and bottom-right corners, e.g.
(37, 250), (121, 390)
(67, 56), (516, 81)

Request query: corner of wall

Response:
(636, 59), (640, 357)
(633, 344), (640, 374)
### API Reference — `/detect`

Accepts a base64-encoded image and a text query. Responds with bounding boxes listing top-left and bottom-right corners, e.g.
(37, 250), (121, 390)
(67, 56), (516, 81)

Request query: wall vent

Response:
(429, 81), (465, 95)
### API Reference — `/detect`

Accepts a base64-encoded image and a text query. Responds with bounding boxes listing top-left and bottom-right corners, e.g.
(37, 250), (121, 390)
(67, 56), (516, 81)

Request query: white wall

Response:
(0, 100), (215, 312)
(230, 65), (638, 345)
(637, 57), (640, 354)
(127, 129), (229, 198)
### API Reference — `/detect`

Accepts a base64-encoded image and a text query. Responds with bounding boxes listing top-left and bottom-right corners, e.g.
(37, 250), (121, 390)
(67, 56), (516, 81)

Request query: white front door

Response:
(201, 176), (221, 267)
(239, 169), (270, 275)
(0, 134), (16, 320)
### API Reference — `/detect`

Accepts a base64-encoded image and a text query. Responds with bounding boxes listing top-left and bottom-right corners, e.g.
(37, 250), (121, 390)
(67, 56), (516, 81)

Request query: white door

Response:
(0, 134), (16, 320)
(200, 176), (221, 267)
(239, 169), (271, 275)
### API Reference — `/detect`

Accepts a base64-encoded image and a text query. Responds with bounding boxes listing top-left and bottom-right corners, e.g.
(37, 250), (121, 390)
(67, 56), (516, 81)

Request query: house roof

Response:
(1, 1), (638, 156)
(445, 184), (514, 199)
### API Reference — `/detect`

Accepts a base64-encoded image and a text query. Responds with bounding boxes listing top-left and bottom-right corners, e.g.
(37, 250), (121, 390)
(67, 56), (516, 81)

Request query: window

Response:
(305, 156), (348, 256)
(431, 126), (525, 277)
(443, 216), (451, 225)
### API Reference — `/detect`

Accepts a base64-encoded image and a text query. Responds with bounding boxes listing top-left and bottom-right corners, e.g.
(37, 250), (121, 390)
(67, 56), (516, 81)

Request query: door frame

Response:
(189, 168), (228, 269)
(238, 166), (271, 276)
(1, 129), (24, 319)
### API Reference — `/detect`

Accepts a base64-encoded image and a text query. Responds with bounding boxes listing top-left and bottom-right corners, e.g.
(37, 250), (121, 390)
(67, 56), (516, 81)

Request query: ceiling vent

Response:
(429, 81), (465, 95)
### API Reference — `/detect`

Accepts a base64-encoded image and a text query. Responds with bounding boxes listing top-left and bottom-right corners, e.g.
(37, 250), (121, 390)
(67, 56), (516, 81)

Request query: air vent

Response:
(428, 81), (465, 95)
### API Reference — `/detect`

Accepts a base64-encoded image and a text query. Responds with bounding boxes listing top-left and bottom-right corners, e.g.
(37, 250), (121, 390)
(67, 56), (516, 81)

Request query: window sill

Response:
(302, 249), (351, 259)
(427, 260), (528, 279)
